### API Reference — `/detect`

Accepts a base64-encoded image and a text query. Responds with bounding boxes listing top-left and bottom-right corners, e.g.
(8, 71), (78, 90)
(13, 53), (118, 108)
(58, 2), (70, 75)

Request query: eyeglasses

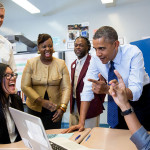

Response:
(3, 73), (18, 80)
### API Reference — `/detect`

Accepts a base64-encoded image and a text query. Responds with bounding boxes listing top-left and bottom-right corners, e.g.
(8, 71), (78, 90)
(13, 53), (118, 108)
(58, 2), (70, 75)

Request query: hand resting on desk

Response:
(62, 123), (85, 133)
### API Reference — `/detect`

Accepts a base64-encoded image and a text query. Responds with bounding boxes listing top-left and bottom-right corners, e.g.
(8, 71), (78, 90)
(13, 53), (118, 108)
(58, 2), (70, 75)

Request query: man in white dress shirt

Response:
(0, 3), (17, 72)
(62, 26), (150, 133)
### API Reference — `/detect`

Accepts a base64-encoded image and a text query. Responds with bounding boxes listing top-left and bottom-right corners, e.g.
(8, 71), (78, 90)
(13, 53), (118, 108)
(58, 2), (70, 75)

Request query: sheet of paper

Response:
(25, 120), (48, 148)
(47, 133), (74, 139)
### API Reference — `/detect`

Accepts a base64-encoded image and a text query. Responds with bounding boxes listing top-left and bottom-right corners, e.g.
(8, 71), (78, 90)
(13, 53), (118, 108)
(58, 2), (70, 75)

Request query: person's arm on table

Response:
(109, 70), (150, 150)
(62, 101), (90, 133)
(78, 101), (91, 131)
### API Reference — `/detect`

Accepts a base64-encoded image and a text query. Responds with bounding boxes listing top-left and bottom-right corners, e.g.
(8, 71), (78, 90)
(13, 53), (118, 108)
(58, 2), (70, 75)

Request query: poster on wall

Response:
(67, 23), (89, 50)
(80, 26), (89, 39)
(68, 24), (89, 40)
(68, 24), (81, 40)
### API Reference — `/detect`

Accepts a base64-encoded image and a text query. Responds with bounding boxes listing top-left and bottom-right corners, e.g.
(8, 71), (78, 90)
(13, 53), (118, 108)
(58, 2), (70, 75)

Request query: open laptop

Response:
(9, 107), (94, 150)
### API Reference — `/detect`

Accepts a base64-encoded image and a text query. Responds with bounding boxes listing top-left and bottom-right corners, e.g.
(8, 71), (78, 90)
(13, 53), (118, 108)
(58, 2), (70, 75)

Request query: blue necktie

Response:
(107, 61), (118, 128)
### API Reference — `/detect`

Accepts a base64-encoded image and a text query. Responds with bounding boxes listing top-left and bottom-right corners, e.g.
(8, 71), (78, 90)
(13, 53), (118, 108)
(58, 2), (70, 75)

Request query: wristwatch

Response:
(121, 107), (134, 116)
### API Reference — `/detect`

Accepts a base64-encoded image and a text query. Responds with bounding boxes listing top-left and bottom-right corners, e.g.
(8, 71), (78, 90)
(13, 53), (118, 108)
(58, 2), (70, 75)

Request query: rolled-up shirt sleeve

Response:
(127, 48), (149, 101)
(81, 56), (100, 101)
(130, 126), (150, 150)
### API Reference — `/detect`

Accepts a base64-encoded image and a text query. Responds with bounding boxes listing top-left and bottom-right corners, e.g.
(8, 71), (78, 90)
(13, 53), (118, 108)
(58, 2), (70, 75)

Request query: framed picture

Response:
(67, 42), (74, 49)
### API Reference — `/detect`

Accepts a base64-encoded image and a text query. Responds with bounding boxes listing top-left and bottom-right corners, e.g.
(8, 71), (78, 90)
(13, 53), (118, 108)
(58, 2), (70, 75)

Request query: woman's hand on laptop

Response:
(61, 123), (85, 133)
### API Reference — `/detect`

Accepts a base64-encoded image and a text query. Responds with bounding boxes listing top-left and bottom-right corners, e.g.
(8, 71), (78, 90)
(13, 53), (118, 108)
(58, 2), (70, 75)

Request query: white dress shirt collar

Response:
(111, 46), (122, 65)
(76, 54), (88, 65)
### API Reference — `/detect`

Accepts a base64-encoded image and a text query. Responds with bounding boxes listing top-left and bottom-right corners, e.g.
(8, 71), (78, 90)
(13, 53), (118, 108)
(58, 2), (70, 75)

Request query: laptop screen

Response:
(9, 107), (52, 150)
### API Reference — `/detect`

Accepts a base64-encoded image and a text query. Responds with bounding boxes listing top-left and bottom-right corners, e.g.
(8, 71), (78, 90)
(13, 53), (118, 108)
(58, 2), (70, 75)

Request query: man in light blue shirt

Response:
(63, 26), (150, 133)
(82, 44), (149, 102)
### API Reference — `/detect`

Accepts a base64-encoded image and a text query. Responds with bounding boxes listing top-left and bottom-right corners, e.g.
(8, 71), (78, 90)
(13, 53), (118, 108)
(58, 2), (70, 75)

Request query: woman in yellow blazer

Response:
(21, 34), (71, 130)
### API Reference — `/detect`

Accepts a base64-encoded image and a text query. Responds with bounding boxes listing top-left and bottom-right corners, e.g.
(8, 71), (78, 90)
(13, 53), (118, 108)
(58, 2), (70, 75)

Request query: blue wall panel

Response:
(130, 38), (150, 77)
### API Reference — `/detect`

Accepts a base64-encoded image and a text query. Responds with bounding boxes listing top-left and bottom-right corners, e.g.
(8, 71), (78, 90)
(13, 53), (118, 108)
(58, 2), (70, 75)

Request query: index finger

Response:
(109, 83), (116, 97)
(67, 126), (79, 133)
(61, 128), (69, 134)
(52, 111), (58, 118)
(62, 127), (74, 133)
(88, 78), (99, 84)
(114, 70), (124, 84)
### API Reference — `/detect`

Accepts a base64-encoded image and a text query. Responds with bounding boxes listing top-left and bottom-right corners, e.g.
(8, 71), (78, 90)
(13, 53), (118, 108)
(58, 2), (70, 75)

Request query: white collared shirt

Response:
(0, 35), (17, 72)
(4, 97), (17, 143)
(73, 54), (88, 98)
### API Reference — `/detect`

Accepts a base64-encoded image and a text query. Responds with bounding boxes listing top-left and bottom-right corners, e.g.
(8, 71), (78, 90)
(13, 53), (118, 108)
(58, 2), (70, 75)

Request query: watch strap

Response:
(121, 107), (134, 116)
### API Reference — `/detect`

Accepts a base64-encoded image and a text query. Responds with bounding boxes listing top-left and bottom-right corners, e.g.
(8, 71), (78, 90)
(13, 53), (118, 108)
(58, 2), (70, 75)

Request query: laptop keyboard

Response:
(49, 141), (68, 150)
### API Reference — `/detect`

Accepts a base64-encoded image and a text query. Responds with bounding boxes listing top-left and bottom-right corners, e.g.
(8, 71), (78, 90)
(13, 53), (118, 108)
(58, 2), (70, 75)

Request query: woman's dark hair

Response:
(74, 36), (91, 52)
(37, 33), (55, 53)
(37, 33), (53, 45)
(0, 63), (9, 107)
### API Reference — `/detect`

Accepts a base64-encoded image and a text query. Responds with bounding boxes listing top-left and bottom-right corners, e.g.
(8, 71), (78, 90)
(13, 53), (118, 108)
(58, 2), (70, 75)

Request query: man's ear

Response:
(115, 40), (120, 49)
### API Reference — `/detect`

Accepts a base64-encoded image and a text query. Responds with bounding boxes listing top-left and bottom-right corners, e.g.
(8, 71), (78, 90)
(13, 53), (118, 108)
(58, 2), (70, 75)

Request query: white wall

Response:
(1, 0), (150, 126)
(1, 0), (150, 45)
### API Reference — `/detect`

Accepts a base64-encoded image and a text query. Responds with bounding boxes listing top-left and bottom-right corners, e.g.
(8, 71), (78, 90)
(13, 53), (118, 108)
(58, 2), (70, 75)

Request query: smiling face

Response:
(2, 67), (17, 97)
(74, 38), (89, 59)
(93, 37), (119, 64)
(0, 8), (5, 27)
(38, 38), (54, 63)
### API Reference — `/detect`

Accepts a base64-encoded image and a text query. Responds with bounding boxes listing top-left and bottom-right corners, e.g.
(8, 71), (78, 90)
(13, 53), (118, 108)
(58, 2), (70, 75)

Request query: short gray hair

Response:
(93, 26), (118, 44)
(0, 3), (4, 9)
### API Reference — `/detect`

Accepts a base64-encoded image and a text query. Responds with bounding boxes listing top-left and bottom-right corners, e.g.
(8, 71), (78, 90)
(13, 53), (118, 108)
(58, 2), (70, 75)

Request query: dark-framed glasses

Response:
(3, 73), (18, 80)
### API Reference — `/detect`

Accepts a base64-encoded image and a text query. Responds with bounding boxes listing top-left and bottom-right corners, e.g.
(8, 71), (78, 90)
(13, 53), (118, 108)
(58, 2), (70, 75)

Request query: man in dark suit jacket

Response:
(69, 36), (105, 128)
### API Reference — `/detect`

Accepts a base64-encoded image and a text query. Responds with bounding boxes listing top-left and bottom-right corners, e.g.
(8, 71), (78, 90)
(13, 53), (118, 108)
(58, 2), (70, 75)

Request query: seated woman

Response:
(21, 33), (71, 130)
(0, 63), (24, 144)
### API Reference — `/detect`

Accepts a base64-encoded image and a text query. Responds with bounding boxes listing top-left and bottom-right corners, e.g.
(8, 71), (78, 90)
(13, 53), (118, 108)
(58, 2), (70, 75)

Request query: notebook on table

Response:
(9, 107), (97, 150)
